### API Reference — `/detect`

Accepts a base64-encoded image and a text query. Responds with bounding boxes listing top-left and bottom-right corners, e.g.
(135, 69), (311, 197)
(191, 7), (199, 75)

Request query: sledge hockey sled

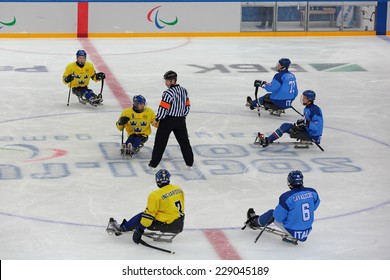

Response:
(253, 226), (298, 245)
(254, 133), (313, 149)
(263, 100), (286, 117)
(245, 99), (285, 117)
(267, 107), (285, 117)
(120, 136), (148, 158)
(76, 94), (103, 107)
(106, 218), (180, 243)
(120, 143), (145, 158)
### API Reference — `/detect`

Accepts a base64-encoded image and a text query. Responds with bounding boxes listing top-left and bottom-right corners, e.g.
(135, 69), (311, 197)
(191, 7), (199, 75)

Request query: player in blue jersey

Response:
(246, 170), (320, 242)
(257, 90), (323, 147)
(246, 58), (298, 111)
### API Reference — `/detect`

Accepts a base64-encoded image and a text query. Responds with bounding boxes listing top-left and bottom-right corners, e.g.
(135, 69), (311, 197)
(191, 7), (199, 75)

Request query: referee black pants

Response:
(149, 116), (194, 168)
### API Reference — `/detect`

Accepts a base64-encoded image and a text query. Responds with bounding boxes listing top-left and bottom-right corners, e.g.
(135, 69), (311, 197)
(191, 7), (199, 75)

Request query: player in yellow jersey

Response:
(116, 95), (157, 156)
(108, 169), (185, 244)
(63, 50), (105, 106)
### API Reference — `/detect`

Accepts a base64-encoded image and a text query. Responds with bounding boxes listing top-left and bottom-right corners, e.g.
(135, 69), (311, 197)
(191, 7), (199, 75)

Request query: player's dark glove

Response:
(254, 80), (267, 87)
(296, 119), (310, 127)
(117, 116), (130, 125)
(64, 74), (75, 83)
(132, 225), (144, 244)
(96, 72), (106, 80)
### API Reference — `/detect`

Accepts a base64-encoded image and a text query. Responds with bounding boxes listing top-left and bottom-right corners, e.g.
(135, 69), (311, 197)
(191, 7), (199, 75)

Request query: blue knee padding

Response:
(84, 89), (95, 100)
(126, 135), (143, 149)
(280, 123), (294, 133)
(259, 209), (274, 226)
(122, 212), (142, 231)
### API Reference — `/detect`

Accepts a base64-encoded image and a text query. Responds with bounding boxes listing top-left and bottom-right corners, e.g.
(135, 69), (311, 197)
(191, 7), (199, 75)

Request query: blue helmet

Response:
(287, 170), (304, 187)
(278, 58), (291, 69)
(155, 169), (171, 187)
(133, 95), (146, 106)
(302, 90), (316, 102)
(76, 50), (87, 58)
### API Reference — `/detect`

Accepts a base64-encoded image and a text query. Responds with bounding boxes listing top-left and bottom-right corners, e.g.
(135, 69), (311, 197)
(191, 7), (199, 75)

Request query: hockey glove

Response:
(117, 116), (130, 126)
(132, 225), (145, 244)
(296, 119), (310, 127)
(96, 72), (106, 80)
(254, 80), (267, 87)
(64, 74), (75, 83)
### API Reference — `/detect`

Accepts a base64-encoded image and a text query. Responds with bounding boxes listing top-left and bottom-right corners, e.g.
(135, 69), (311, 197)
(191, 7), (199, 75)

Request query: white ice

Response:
(0, 36), (390, 260)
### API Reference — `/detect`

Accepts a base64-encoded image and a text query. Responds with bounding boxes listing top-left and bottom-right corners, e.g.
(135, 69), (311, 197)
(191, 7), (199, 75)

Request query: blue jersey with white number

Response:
(303, 103), (324, 143)
(263, 69), (298, 102)
(273, 186), (320, 241)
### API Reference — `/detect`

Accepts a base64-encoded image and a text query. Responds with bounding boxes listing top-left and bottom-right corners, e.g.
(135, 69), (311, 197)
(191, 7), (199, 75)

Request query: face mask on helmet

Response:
(133, 95), (146, 112)
(302, 90), (316, 102)
(155, 169), (171, 188)
(76, 50), (87, 58)
(133, 95), (146, 106)
(76, 50), (87, 66)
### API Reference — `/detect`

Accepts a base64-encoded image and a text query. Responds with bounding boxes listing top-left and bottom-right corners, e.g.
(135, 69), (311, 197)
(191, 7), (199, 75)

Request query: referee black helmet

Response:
(163, 70), (177, 81)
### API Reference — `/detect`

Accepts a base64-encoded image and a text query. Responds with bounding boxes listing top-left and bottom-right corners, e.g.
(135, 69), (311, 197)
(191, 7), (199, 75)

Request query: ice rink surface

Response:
(0, 36), (390, 261)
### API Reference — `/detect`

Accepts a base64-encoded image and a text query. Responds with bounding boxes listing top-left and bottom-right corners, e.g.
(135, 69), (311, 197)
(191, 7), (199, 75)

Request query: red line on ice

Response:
(79, 39), (132, 109)
(204, 229), (241, 260)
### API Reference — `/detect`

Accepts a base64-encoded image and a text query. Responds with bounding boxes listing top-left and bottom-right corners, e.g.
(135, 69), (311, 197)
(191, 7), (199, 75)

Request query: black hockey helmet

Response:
(287, 170), (304, 188)
(163, 70), (177, 81)
(155, 169), (171, 188)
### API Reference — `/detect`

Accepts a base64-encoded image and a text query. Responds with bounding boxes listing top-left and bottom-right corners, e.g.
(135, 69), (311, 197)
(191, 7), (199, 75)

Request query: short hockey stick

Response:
(291, 105), (303, 117)
(66, 86), (71, 106)
(120, 124), (126, 156)
(298, 127), (325, 152)
(254, 217), (274, 243)
(121, 127), (124, 146)
(97, 78), (104, 99)
(312, 140), (324, 152)
(66, 74), (74, 106)
(139, 239), (175, 254)
(254, 85), (261, 116)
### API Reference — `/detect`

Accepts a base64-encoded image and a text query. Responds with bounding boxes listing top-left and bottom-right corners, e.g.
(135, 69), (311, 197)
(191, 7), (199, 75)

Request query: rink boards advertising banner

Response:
(0, 1), (240, 34)
(0, 1), (389, 36)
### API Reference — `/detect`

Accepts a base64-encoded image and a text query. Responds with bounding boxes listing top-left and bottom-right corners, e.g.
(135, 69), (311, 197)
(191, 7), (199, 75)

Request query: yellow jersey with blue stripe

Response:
(116, 107), (156, 137)
(140, 184), (185, 228)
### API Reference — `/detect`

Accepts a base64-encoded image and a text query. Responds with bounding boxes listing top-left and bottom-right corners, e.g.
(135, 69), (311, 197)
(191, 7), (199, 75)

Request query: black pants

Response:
(149, 116), (194, 167)
(289, 126), (312, 141)
(148, 216), (185, 233)
(263, 94), (282, 110)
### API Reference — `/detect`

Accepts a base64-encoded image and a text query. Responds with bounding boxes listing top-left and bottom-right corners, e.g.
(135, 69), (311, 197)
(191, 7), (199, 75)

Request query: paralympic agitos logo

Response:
(0, 16), (16, 29)
(147, 6), (178, 29)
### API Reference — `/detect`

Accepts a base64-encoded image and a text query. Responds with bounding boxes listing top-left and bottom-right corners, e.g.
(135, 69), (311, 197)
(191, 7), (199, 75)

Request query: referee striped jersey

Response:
(156, 84), (190, 120)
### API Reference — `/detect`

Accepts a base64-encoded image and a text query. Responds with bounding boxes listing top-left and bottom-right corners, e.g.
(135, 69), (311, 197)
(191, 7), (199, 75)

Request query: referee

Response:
(149, 70), (194, 168)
